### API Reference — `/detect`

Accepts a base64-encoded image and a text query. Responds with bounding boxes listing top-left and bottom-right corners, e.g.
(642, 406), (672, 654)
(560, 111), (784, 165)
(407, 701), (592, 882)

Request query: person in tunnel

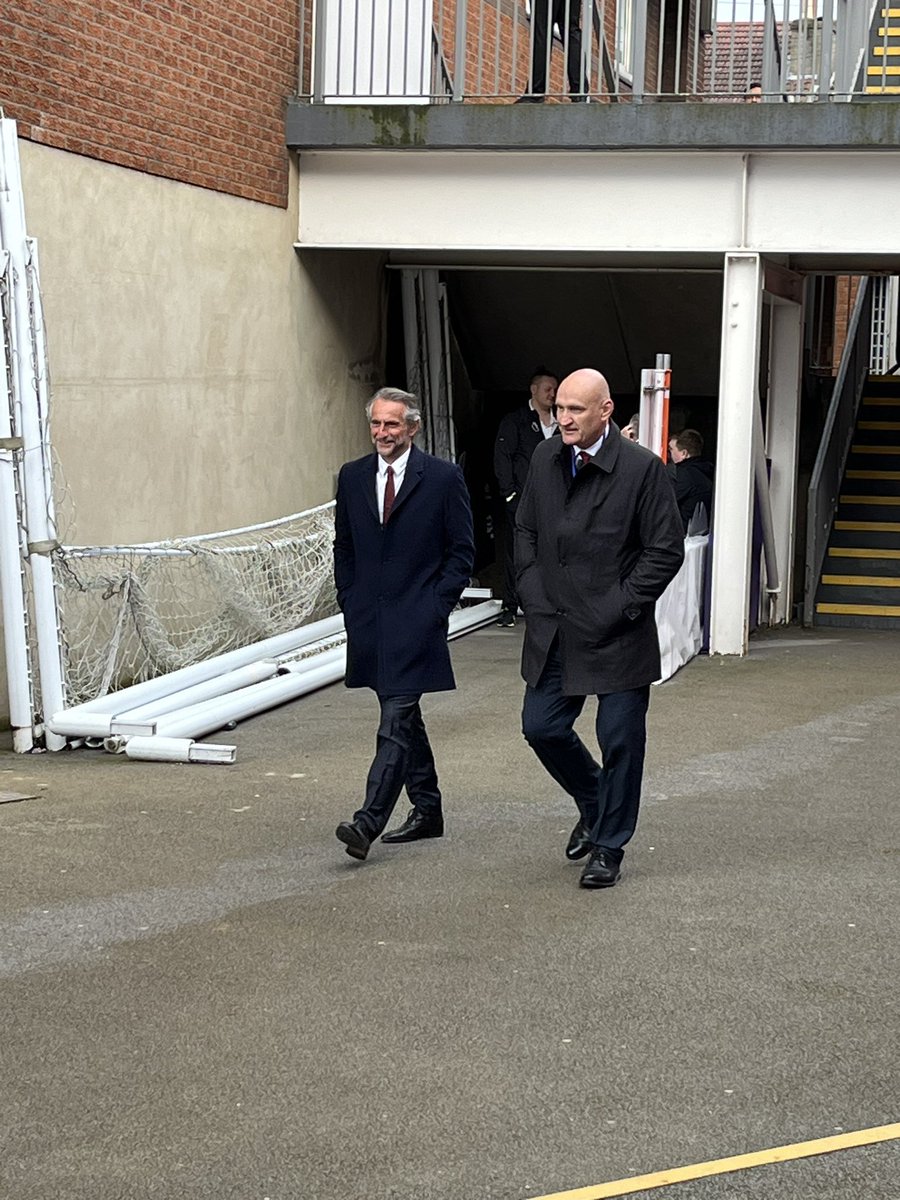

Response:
(493, 368), (559, 627)
(515, 369), (684, 889)
(667, 428), (714, 534)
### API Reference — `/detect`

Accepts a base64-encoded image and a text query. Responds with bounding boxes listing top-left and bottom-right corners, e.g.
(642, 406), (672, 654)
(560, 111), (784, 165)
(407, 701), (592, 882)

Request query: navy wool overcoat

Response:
(334, 444), (475, 695)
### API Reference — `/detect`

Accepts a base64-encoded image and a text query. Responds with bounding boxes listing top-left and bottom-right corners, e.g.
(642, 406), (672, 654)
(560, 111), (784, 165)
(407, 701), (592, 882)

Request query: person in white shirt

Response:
(333, 388), (475, 862)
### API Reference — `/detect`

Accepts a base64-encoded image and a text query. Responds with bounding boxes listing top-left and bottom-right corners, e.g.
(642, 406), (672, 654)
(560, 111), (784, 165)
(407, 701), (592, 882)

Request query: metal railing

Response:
(302, 0), (882, 103)
(803, 277), (872, 627)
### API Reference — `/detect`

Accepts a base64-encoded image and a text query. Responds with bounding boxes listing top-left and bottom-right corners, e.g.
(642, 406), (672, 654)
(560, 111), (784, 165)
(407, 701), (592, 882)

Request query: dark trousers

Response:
(521, 640), (650, 861)
(528, 0), (584, 95)
(353, 694), (441, 838)
(502, 506), (518, 613)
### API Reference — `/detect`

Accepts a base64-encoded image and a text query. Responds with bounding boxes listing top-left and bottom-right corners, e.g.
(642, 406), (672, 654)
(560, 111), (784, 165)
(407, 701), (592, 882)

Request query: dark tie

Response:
(575, 450), (592, 471)
(382, 465), (395, 524)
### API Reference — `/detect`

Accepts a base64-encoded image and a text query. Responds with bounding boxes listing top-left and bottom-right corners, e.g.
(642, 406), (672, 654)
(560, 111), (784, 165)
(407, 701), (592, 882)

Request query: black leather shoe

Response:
(381, 809), (444, 843)
(336, 820), (370, 861)
(565, 821), (593, 861)
(579, 849), (621, 889)
(514, 94), (544, 104)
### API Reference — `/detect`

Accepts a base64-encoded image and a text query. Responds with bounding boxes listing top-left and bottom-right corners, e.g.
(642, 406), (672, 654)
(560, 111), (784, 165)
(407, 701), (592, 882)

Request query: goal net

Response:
(51, 503), (340, 709)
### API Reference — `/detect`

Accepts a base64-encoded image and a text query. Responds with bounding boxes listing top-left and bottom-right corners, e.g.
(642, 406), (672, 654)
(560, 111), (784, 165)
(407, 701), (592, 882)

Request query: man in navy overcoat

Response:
(516, 369), (684, 889)
(333, 387), (475, 862)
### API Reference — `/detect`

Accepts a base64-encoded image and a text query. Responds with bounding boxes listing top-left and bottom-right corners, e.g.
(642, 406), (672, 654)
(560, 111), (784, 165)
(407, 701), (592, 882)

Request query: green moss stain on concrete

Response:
(363, 106), (430, 147)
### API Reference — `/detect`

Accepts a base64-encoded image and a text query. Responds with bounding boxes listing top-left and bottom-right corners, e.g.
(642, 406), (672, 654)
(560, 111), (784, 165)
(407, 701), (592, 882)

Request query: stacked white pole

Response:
(0, 119), (58, 751)
(0, 244), (35, 752)
(0, 120), (67, 749)
(48, 597), (501, 765)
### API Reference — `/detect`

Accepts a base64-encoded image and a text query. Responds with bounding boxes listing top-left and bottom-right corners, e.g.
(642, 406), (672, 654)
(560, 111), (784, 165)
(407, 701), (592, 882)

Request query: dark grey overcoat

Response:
(515, 423), (685, 694)
(333, 443), (475, 695)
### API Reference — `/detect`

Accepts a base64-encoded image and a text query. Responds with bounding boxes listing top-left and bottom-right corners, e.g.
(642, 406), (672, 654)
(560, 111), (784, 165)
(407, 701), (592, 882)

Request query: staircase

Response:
(866, 6), (900, 94)
(815, 377), (900, 628)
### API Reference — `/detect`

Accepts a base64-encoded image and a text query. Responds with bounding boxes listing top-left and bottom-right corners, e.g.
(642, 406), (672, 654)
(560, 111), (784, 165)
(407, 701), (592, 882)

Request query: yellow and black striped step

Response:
(865, 9), (900, 91)
(814, 373), (900, 627)
(828, 546), (900, 559)
(817, 602), (900, 617)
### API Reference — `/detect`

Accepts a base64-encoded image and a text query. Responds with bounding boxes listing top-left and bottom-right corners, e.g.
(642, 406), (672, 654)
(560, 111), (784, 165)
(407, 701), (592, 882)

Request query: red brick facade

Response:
(0, 0), (300, 207)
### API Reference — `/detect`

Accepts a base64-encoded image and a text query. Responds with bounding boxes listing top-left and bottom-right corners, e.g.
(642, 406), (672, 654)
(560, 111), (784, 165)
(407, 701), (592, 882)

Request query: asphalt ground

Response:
(1, 624), (898, 1200)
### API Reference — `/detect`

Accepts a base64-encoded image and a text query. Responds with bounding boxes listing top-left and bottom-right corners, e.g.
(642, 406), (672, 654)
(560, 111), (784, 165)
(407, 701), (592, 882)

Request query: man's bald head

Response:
(554, 368), (615, 447)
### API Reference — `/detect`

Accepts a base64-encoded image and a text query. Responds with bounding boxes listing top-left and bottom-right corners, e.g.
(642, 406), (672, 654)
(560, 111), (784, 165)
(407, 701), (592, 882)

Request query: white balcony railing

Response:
(300, 0), (883, 104)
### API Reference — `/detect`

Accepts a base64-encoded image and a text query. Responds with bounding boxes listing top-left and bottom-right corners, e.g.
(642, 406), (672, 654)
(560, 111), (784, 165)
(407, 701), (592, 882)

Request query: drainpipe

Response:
(753, 397), (781, 621)
(632, 0), (648, 102)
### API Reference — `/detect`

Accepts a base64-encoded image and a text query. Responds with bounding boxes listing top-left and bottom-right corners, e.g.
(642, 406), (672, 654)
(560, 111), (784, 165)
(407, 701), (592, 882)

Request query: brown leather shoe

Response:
(381, 809), (444, 843)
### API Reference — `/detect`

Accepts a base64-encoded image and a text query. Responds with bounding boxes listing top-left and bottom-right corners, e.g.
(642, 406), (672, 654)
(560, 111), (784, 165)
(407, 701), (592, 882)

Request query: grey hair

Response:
(366, 387), (422, 426)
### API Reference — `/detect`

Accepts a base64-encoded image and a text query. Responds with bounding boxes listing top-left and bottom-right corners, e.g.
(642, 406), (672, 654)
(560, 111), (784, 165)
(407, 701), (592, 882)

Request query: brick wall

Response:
(0, 0), (300, 207)
(832, 276), (861, 373)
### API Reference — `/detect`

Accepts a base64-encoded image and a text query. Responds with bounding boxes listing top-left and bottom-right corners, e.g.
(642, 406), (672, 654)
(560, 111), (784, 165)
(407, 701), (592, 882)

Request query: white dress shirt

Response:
(376, 446), (412, 520)
(572, 425), (609, 469)
(530, 400), (558, 439)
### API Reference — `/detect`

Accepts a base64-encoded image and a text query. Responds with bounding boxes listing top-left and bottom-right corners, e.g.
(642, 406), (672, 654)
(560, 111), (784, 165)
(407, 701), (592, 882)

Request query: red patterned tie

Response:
(576, 450), (592, 470)
(382, 465), (395, 524)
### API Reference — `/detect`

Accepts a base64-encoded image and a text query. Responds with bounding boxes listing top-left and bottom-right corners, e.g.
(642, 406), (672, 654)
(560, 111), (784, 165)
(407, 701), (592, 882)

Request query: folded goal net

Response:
(52, 503), (339, 709)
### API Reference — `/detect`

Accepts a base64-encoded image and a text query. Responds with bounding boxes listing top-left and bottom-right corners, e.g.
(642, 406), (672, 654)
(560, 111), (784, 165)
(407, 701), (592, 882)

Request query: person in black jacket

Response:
(493, 369), (559, 626)
(667, 428), (715, 533)
(516, 369), (684, 889)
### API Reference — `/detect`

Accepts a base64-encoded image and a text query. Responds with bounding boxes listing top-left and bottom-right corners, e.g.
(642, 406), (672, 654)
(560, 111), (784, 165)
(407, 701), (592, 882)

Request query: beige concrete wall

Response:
(19, 141), (383, 544)
(0, 141), (384, 730)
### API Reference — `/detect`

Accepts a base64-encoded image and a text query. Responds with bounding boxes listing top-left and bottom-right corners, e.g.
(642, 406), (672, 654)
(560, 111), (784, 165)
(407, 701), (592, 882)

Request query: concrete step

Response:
(825, 548), (900, 576)
(815, 607), (900, 630)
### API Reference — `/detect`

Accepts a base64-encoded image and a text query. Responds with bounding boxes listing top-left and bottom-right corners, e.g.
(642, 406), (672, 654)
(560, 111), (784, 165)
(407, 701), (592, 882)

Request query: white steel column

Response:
(766, 298), (803, 626)
(0, 120), (66, 747)
(710, 252), (762, 656)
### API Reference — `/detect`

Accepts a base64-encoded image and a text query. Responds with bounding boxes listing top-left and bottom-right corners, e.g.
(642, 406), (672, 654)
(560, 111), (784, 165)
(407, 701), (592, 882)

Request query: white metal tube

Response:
(753, 395), (780, 597)
(52, 712), (130, 739)
(447, 599), (503, 639)
(0, 124), (65, 749)
(63, 501), (336, 555)
(120, 737), (237, 765)
(111, 660), (281, 725)
(151, 648), (348, 740)
(48, 614), (346, 728)
(0, 138), (35, 752)
(53, 602), (498, 749)
(274, 645), (350, 676)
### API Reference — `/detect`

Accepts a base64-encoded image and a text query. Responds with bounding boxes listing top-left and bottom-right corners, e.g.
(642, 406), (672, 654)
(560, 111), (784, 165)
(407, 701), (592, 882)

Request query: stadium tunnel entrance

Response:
(384, 260), (827, 644)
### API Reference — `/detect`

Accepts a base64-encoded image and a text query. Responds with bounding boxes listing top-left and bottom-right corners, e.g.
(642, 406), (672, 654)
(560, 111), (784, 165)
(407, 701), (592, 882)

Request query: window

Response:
(616, 0), (634, 76)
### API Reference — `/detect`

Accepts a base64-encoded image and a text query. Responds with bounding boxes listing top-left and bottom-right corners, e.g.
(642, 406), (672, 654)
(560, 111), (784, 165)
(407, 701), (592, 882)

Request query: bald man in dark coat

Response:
(516, 369), (684, 889)
(333, 387), (474, 863)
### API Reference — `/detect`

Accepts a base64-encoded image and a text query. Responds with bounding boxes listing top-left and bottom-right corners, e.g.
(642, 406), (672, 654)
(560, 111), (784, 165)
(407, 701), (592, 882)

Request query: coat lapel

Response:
(360, 453), (379, 523)
(387, 443), (425, 521)
(565, 424), (622, 499)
